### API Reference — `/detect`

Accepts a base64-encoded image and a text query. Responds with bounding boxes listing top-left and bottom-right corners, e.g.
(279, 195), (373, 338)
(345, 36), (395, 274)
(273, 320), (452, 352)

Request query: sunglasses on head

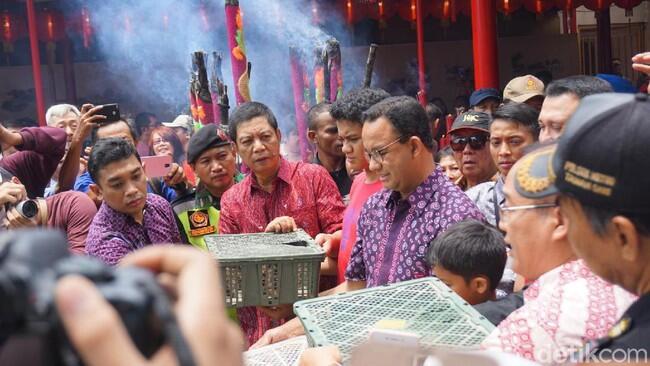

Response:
(450, 134), (489, 152)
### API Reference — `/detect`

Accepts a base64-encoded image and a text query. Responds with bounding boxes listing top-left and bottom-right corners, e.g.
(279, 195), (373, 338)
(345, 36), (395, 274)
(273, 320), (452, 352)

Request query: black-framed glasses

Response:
(364, 136), (404, 164)
(450, 134), (489, 152)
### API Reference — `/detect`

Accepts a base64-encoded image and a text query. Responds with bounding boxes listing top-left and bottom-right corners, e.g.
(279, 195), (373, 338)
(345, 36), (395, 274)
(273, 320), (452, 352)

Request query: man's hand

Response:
(632, 52), (650, 77)
(257, 303), (294, 321)
(71, 104), (105, 146)
(250, 317), (306, 349)
(315, 232), (340, 258)
(164, 163), (186, 187)
(0, 182), (27, 206)
(299, 346), (342, 366)
(55, 246), (244, 366)
(5, 205), (38, 229)
(265, 216), (297, 233)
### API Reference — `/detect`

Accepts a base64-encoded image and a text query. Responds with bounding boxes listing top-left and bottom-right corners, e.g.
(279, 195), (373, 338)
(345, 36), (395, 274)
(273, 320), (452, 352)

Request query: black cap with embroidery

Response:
(187, 124), (232, 164)
(551, 92), (650, 213)
(449, 111), (491, 134)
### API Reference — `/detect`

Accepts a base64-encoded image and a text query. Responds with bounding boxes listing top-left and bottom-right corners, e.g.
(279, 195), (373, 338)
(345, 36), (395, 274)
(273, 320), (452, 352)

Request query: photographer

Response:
(2, 186), (97, 254)
(0, 123), (67, 198)
(47, 104), (106, 194)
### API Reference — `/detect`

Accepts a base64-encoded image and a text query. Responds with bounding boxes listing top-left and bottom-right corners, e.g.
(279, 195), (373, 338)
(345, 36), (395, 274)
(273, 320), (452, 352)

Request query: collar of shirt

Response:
(246, 157), (292, 194)
(622, 290), (650, 323)
(101, 196), (150, 227)
(379, 168), (442, 215)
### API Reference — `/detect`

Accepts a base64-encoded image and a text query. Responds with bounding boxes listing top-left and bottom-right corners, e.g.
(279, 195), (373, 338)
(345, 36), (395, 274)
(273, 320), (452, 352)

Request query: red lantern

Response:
(1, 10), (26, 54)
(81, 7), (92, 49)
(583, 0), (614, 11)
(497, 0), (523, 16)
(613, 0), (642, 10)
(36, 9), (65, 43)
(555, 0), (585, 10)
(522, 0), (554, 14)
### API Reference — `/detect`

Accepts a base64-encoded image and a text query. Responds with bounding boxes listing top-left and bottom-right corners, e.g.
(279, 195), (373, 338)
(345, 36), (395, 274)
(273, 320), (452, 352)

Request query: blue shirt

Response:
(74, 171), (178, 202)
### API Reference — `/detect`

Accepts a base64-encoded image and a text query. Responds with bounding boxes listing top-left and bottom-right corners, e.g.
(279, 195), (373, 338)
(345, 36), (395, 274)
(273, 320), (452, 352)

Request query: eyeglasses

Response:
(498, 202), (558, 223)
(364, 136), (404, 164)
(450, 134), (489, 152)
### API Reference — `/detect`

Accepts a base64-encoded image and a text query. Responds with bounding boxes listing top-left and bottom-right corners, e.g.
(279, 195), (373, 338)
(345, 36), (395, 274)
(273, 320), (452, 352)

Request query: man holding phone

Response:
(74, 110), (189, 204)
(85, 138), (181, 265)
(171, 124), (242, 249)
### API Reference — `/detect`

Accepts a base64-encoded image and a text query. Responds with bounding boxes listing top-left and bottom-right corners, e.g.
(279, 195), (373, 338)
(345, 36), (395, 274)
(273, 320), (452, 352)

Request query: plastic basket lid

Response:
(244, 335), (308, 366)
(205, 229), (325, 262)
(294, 278), (495, 359)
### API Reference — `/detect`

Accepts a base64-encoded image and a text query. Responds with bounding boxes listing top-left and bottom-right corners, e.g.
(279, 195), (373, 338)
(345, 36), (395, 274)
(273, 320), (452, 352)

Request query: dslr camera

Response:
(0, 229), (192, 366)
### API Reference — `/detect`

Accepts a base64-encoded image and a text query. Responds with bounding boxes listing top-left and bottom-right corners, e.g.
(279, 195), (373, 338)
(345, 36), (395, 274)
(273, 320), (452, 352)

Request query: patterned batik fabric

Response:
(481, 259), (637, 365)
(345, 167), (485, 287)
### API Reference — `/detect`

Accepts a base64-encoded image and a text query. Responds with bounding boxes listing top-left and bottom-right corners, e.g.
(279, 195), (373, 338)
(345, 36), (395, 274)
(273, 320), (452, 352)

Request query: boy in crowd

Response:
(427, 220), (507, 305)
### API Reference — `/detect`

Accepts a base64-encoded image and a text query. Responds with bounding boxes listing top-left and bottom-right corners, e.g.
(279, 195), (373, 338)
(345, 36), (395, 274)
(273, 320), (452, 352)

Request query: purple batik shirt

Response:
(86, 193), (181, 266)
(345, 167), (485, 287)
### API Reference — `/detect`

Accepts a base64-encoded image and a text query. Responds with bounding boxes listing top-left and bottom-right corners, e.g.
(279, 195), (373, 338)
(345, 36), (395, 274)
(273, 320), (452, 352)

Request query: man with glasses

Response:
(219, 102), (345, 346)
(171, 124), (243, 249)
(251, 96), (484, 348)
(448, 111), (497, 191)
(481, 144), (634, 365)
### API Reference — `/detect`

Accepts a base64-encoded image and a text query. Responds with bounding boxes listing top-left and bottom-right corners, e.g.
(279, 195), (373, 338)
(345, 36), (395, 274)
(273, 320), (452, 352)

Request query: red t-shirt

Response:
(337, 171), (384, 283)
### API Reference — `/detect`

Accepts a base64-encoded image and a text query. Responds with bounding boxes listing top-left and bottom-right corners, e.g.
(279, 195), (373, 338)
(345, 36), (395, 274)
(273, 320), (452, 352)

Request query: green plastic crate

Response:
(293, 278), (495, 359)
(243, 335), (308, 366)
(205, 230), (325, 307)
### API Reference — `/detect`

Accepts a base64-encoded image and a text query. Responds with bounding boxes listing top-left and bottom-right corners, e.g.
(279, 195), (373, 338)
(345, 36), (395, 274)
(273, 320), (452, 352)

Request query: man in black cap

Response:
(515, 93), (650, 361)
(470, 88), (501, 115)
(448, 111), (497, 191)
(171, 125), (242, 249)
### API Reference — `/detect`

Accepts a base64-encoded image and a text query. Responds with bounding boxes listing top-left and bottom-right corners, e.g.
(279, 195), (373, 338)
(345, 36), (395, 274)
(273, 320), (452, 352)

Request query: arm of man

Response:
(251, 279), (366, 349)
(218, 189), (241, 235)
(47, 192), (98, 255)
(57, 105), (104, 193)
(312, 167), (345, 234)
(0, 126), (67, 197)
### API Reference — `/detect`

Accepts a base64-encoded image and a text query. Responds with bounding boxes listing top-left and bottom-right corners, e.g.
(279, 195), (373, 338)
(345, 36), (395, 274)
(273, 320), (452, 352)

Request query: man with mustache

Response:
(85, 138), (181, 266)
(219, 102), (345, 346)
(449, 110), (497, 191)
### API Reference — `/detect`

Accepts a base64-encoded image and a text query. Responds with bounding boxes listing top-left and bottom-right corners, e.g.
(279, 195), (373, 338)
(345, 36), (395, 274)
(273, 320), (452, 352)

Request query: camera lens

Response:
(16, 200), (38, 219)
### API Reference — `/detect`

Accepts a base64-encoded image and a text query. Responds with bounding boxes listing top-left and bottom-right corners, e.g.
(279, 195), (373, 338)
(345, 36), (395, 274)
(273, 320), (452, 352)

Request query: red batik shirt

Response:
(219, 158), (345, 346)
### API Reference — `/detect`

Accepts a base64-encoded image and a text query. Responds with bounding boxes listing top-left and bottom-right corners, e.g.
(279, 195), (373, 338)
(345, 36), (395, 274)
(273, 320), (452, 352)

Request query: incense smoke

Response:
(74, 0), (367, 131)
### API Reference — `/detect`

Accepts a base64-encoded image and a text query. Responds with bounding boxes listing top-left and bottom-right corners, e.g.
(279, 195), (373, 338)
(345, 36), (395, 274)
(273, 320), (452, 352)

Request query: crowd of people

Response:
(1, 52), (650, 366)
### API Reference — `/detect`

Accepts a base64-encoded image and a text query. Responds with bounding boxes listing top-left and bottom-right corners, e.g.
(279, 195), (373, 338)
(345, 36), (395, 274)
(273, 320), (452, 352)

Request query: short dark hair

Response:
(88, 137), (141, 184)
(491, 102), (540, 140)
(571, 198), (650, 237)
(228, 102), (279, 141)
(362, 96), (435, 150)
(307, 102), (331, 131)
(427, 220), (507, 291)
(425, 103), (443, 123)
(134, 112), (157, 136)
(330, 88), (391, 125)
(546, 75), (613, 99)
(91, 120), (138, 145)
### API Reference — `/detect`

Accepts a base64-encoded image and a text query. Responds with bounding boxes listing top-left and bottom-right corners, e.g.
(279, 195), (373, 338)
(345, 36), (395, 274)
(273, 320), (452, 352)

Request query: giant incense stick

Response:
(289, 48), (311, 162)
(363, 43), (378, 88)
(225, 0), (251, 105)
